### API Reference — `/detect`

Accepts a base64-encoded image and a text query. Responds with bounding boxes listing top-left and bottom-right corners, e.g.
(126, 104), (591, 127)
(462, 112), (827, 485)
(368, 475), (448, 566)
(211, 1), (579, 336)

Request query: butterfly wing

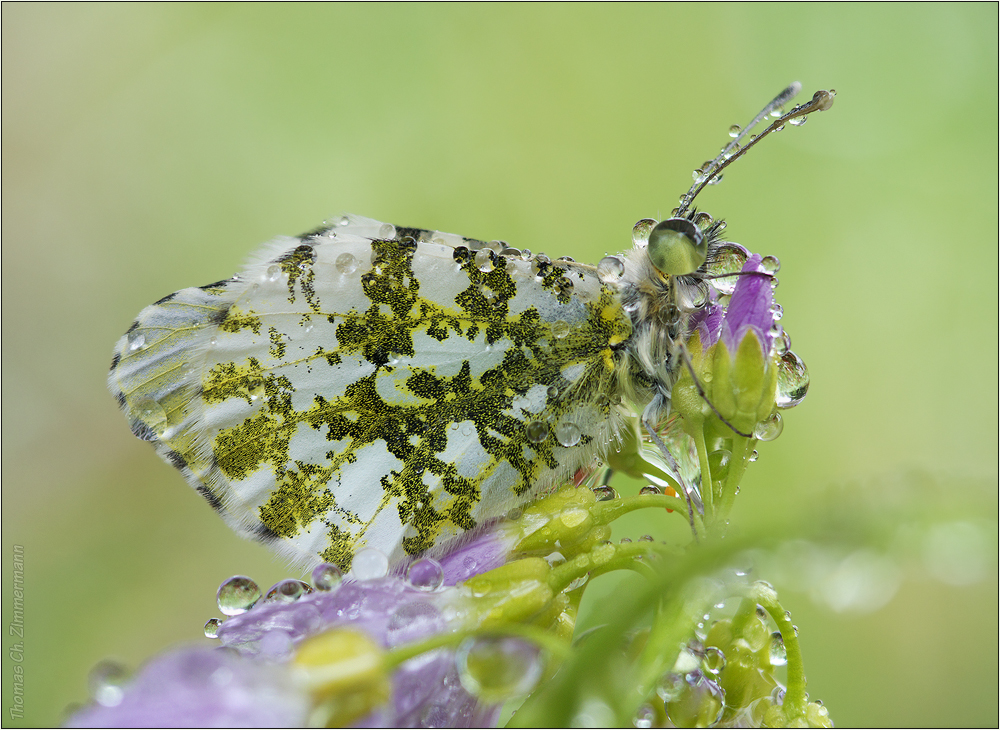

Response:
(109, 216), (633, 569)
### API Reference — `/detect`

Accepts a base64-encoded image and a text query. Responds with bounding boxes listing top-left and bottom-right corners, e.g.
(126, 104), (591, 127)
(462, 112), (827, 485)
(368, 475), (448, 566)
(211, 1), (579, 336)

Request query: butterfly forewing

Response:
(110, 215), (632, 569)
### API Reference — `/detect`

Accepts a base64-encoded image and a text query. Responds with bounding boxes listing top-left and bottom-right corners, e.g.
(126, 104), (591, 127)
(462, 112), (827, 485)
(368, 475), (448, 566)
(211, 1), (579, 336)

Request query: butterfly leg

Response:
(641, 397), (700, 542)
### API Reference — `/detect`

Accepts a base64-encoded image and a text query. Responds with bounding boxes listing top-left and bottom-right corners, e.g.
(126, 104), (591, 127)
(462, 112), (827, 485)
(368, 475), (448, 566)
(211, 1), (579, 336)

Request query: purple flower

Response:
(66, 530), (516, 728)
(691, 253), (776, 357)
(65, 647), (309, 728)
(719, 254), (775, 356)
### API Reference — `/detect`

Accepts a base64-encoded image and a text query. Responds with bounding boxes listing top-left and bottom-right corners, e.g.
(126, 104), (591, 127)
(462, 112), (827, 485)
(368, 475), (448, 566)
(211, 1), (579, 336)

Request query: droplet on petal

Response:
(216, 576), (261, 616)
(454, 636), (544, 702)
(406, 558), (445, 592)
(352, 548), (389, 580)
(311, 563), (343, 591)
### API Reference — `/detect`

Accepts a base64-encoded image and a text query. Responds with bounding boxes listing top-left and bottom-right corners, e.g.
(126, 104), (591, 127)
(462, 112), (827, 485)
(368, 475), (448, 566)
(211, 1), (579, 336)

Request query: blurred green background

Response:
(2, 4), (996, 727)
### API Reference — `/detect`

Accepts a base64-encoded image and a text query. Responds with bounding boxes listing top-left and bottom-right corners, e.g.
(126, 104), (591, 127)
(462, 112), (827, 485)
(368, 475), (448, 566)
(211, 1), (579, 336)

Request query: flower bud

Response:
(675, 254), (779, 437)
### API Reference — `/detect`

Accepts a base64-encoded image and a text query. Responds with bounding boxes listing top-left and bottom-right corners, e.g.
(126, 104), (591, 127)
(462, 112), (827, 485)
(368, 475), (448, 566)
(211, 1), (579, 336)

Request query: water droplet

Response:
(775, 330), (792, 356)
(776, 350), (810, 408)
(598, 255), (625, 283)
(728, 124), (742, 138)
(266, 264), (284, 282)
(769, 632), (788, 666)
(134, 397), (167, 433)
(639, 485), (662, 496)
(555, 421), (581, 447)
(335, 252), (359, 274)
(702, 646), (726, 675)
(749, 449), (759, 463)
(311, 563), (343, 591)
(770, 302), (784, 321)
(592, 485), (618, 501)
(639, 534), (654, 542)
(203, 618), (221, 639)
(545, 551), (567, 567)
(632, 219), (657, 246)
(754, 412), (783, 441)
(352, 548), (389, 580)
(126, 330), (145, 351)
(216, 576), (261, 616)
(378, 223), (396, 239)
(406, 558), (444, 591)
(760, 255), (781, 275)
(693, 211), (713, 229)
(707, 450), (732, 481)
(551, 320), (570, 339)
(506, 506), (523, 521)
(265, 579), (312, 603)
(770, 106), (785, 119)
(633, 703), (656, 728)
(338, 215), (351, 227)
(707, 173), (723, 186)
(526, 420), (549, 444)
(619, 536), (632, 543)
(705, 243), (749, 295)
(664, 670), (725, 728)
(455, 636), (544, 702)
(475, 249), (495, 272)
(656, 672), (685, 702)
(789, 115), (808, 127)
(89, 660), (128, 707)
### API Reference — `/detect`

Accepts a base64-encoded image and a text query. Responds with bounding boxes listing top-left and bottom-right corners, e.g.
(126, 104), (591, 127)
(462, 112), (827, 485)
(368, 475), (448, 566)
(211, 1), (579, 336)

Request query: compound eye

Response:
(647, 218), (707, 276)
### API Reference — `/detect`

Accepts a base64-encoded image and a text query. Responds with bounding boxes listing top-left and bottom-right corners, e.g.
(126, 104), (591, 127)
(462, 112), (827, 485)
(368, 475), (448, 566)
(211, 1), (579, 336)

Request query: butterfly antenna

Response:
(675, 84), (836, 217)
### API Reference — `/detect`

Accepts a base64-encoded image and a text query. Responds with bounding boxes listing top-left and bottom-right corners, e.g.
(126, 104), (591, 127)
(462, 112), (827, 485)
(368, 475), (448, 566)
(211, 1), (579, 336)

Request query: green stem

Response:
(590, 492), (690, 525)
(755, 589), (808, 719)
(691, 426), (714, 519)
(384, 622), (572, 671)
(547, 541), (676, 593)
(718, 434), (753, 521)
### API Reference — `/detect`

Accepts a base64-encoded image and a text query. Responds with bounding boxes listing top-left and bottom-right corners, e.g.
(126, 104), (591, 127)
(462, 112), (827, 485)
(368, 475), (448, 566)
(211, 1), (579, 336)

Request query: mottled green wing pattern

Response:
(109, 215), (633, 569)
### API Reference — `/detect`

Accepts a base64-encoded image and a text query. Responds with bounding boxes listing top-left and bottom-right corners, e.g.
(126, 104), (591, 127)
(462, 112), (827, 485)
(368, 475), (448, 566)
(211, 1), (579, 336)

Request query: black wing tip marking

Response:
(249, 523), (282, 543)
(199, 279), (234, 292)
(129, 419), (158, 442)
(298, 224), (332, 241)
(194, 484), (225, 513)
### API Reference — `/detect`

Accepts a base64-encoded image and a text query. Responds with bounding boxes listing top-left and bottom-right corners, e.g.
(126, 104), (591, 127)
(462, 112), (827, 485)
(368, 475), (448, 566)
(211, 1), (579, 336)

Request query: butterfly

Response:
(108, 84), (832, 570)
